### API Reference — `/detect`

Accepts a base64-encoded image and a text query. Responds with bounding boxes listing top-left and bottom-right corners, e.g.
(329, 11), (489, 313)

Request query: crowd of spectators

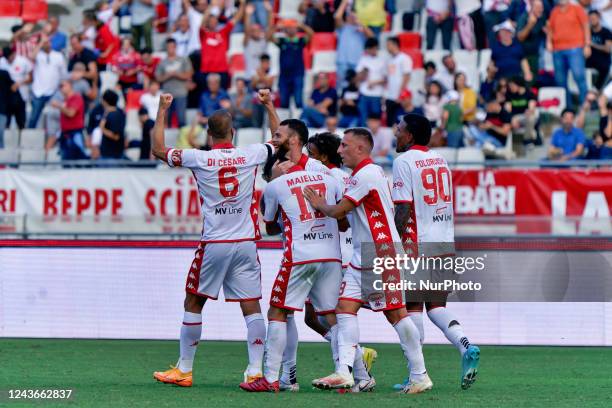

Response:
(0, 0), (610, 162)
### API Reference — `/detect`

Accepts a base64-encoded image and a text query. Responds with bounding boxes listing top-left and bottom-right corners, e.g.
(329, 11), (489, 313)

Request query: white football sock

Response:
(336, 313), (359, 376)
(393, 316), (427, 381)
(178, 312), (202, 372)
(408, 311), (425, 344)
(244, 312), (266, 376)
(280, 314), (298, 385)
(427, 307), (470, 356)
(263, 320), (287, 383)
(352, 345), (370, 381)
(329, 324), (339, 370)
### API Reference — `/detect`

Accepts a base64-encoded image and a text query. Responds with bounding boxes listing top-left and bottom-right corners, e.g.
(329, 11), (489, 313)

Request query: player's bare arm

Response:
(258, 89), (280, 137)
(394, 201), (413, 237)
(151, 93), (174, 161)
(337, 217), (350, 232)
(303, 187), (355, 219)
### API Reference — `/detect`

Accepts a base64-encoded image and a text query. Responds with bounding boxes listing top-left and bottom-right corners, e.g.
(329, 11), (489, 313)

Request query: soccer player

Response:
(391, 113), (480, 390)
(304, 128), (432, 394)
(151, 94), (274, 387)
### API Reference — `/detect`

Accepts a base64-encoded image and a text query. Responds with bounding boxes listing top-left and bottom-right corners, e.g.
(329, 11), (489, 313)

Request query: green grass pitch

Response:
(1, 339), (611, 407)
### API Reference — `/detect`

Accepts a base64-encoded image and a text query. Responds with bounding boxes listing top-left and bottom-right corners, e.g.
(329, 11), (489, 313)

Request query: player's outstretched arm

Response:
(152, 93), (174, 161)
(258, 89), (280, 136)
(304, 187), (355, 220)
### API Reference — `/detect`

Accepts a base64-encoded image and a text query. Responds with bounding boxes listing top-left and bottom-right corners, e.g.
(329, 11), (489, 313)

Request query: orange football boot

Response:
(153, 366), (193, 387)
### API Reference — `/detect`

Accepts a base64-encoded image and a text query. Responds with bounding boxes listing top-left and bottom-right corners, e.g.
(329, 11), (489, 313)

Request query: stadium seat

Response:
(229, 54), (246, 75)
(398, 32), (421, 51)
(310, 32), (336, 52)
(278, 0), (300, 19)
(46, 147), (61, 163)
(186, 109), (198, 125)
(0, 147), (18, 166)
(125, 110), (141, 141)
(433, 147), (458, 165)
(478, 49), (492, 80)
(125, 147), (141, 161)
(525, 145), (548, 161)
(100, 71), (119, 93)
(312, 51), (336, 72)
(19, 129), (45, 149)
(19, 149), (46, 168)
(164, 128), (180, 147)
(4, 129), (19, 149)
(237, 128), (263, 146)
(21, 0), (48, 23)
(454, 50), (478, 74)
(456, 147), (485, 169)
(0, 0), (20, 17)
(423, 49), (447, 69)
(125, 89), (146, 111)
(404, 48), (423, 69)
(228, 32), (245, 56)
(538, 87), (566, 117)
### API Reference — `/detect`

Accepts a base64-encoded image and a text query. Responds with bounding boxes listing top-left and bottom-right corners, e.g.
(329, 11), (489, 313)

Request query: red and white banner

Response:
(0, 168), (610, 235)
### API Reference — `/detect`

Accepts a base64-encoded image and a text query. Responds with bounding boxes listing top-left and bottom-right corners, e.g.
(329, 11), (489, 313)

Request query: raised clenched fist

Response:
(159, 93), (174, 110)
(258, 89), (272, 105)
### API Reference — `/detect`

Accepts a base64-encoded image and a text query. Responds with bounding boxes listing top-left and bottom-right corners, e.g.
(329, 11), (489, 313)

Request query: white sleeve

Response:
(262, 183), (279, 223)
(166, 148), (203, 168)
(343, 174), (370, 206)
(392, 158), (413, 203)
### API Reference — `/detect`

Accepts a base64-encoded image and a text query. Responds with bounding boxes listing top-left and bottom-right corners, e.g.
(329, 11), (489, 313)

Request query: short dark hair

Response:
(365, 37), (379, 49)
(387, 36), (400, 47)
(402, 113), (431, 146)
(260, 53), (270, 61)
(279, 119), (309, 146)
(589, 9), (601, 16)
(165, 38), (176, 46)
(344, 127), (373, 148)
(141, 46), (153, 54)
(561, 108), (575, 117)
(509, 76), (525, 87)
(424, 61), (436, 70)
(208, 110), (233, 140)
(102, 89), (119, 107)
(367, 112), (381, 120)
(308, 132), (342, 167)
(138, 107), (149, 116)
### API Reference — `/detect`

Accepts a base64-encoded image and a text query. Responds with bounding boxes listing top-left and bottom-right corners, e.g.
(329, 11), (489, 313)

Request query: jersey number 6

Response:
(219, 166), (239, 198)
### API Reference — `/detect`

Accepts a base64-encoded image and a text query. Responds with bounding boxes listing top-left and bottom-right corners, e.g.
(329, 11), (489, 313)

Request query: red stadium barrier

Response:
(404, 48), (423, 68)
(0, 0), (20, 17)
(310, 32), (336, 52)
(21, 0), (48, 22)
(398, 32), (422, 51)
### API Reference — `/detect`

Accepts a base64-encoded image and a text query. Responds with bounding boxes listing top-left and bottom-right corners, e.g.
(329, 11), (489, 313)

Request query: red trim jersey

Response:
(328, 165), (353, 267)
(392, 145), (455, 251)
(343, 158), (401, 268)
(166, 142), (274, 243)
(263, 163), (343, 266)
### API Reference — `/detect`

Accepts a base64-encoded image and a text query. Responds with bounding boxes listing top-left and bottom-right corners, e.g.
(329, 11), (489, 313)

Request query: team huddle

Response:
(150, 90), (480, 394)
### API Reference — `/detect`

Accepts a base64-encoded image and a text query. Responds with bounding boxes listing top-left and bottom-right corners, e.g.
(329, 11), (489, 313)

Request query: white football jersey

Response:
(166, 142), (274, 242)
(343, 158), (401, 269)
(328, 165), (353, 267)
(392, 145), (455, 249)
(263, 165), (343, 265)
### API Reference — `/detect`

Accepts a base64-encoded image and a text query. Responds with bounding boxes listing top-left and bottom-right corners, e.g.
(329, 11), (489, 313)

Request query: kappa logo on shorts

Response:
(252, 338), (264, 345)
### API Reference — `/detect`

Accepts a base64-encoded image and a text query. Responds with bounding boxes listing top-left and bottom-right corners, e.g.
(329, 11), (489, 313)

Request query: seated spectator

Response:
(356, 37), (385, 125)
(441, 90), (464, 147)
(426, 0), (454, 50)
(140, 80), (162, 118)
(576, 90), (604, 138)
(229, 78), (254, 128)
(300, 72), (338, 128)
(584, 131), (612, 160)
(479, 61), (498, 104)
(99, 89), (126, 160)
(367, 114), (394, 161)
(335, 0), (374, 90)
(454, 72), (477, 123)
(433, 55), (458, 92)
(424, 80), (444, 127)
(197, 0), (245, 91)
(155, 38), (193, 127)
(111, 38), (143, 94)
(268, 19), (314, 109)
(586, 10), (612, 90)
(468, 100), (512, 150)
(244, 3), (270, 81)
(300, 0), (335, 33)
(516, 0), (547, 83)
(48, 79), (88, 161)
(506, 76), (537, 143)
(491, 21), (532, 82)
(68, 34), (99, 88)
(198, 73), (230, 125)
(177, 119), (204, 149)
(138, 107), (154, 160)
(424, 60), (437, 86)
(338, 69), (360, 128)
(354, 0), (386, 37)
(46, 16), (67, 53)
(396, 90), (424, 123)
(548, 109), (586, 161)
(140, 47), (161, 90)
(384, 36), (412, 127)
